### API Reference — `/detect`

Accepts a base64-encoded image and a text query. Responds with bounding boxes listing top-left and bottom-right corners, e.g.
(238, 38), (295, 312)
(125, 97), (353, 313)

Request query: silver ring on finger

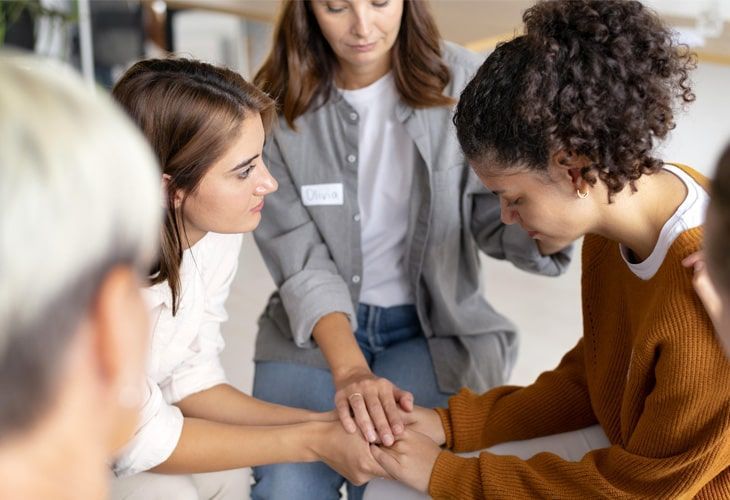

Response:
(347, 392), (364, 402)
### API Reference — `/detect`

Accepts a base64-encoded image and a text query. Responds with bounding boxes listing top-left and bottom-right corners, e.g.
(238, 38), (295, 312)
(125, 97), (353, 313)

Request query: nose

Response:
(499, 197), (518, 225)
(352, 3), (372, 38)
(254, 162), (278, 196)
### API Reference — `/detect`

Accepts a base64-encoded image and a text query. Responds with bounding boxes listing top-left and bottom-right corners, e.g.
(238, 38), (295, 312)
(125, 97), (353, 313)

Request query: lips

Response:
(348, 42), (377, 52)
(251, 200), (264, 213)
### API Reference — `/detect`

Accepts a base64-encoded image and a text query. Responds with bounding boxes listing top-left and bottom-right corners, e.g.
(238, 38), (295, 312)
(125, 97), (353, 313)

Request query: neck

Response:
(178, 217), (207, 250)
(0, 403), (108, 500)
(336, 57), (391, 90)
(592, 169), (687, 262)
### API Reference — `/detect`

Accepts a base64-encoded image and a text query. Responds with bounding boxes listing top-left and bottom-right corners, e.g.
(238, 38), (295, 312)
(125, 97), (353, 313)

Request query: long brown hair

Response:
(255, 0), (454, 128)
(113, 58), (275, 314)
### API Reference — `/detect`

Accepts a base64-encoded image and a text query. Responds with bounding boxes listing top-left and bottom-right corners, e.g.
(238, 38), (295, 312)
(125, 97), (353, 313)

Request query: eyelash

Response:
(237, 165), (255, 179)
(508, 198), (523, 207)
(326, 0), (389, 13)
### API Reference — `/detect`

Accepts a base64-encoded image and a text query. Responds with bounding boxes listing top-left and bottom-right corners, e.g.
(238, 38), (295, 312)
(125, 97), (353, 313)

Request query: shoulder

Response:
(442, 40), (482, 71)
(441, 40), (483, 93)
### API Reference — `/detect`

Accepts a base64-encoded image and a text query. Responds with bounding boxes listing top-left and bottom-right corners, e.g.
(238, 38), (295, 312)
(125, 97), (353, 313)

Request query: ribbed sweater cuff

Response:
(429, 451), (481, 499)
(435, 407), (454, 449)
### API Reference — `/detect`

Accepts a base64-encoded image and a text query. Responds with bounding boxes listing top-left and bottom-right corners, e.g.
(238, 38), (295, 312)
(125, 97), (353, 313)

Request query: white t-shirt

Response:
(112, 232), (242, 477)
(621, 164), (708, 280)
(340, 73), (415, 307)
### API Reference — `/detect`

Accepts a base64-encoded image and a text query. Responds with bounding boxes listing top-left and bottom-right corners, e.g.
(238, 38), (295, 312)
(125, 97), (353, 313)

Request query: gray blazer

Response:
(252, 42), (572, 393)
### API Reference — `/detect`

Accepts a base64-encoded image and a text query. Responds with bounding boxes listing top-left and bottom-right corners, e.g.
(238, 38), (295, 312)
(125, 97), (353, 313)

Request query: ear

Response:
(88, 266), (148, 402)
(88, 265), (150, 450)
(161, 173), (184, 210)
(551, 150), (590, 191)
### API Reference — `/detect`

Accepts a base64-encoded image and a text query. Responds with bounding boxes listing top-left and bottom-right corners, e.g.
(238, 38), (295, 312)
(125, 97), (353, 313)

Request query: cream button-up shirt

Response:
(113, 232), (243, 477)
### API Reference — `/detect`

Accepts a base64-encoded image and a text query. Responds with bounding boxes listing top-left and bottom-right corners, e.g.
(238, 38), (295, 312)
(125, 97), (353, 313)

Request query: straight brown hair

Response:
(254, 0), (454, 128)
(113, 58), (275, 314)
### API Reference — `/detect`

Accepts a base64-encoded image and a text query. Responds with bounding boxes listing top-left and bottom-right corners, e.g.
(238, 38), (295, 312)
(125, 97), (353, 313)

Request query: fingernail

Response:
(392, 424), (404, 434)
(367, 431), (377, 442)
(383, 434), (394, 446)
(347, 423), (357, 433)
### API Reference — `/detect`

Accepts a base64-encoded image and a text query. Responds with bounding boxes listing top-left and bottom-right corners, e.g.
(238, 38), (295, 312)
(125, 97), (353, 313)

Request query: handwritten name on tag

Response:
(301, 183), (344, 206)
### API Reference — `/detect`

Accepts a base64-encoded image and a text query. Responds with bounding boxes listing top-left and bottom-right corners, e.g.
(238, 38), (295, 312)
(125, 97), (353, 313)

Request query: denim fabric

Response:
(251, 304), (451, 500)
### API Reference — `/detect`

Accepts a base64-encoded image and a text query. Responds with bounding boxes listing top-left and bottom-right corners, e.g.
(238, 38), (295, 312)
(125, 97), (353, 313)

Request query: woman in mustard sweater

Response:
(365, 1), (730, 498)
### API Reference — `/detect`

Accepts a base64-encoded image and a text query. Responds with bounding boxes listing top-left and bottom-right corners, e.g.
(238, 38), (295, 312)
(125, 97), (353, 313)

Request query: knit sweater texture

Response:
(429, 166), (730, 499)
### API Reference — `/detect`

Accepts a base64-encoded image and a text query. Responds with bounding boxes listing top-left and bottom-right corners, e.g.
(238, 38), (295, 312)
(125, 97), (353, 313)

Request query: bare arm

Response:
(151, 419), (387, 485)
(175, 383), (334, 426)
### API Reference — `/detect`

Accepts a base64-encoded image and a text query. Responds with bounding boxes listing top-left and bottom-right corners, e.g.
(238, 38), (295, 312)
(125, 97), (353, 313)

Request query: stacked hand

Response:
(311, 420), (390, 485)
(370, 428), (442, 493)
(334, 367), (414, 446)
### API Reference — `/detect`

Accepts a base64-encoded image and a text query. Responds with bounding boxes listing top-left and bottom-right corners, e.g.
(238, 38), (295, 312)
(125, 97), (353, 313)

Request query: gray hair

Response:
(0, 53), (160, 434)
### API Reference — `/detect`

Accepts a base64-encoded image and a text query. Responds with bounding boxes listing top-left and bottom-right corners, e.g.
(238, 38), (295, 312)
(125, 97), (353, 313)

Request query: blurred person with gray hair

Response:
(0, 53), (160, 499)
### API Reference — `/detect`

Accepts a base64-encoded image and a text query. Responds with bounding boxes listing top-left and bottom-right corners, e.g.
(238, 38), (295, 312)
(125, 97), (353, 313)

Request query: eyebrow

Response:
(229, 154), (259, 173)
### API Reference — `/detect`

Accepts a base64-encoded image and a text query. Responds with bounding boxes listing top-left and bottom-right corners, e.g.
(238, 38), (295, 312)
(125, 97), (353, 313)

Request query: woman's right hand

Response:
(334, 367), (414, 447)
(401, 405), (446, 446)
(309, 421), (390, 486)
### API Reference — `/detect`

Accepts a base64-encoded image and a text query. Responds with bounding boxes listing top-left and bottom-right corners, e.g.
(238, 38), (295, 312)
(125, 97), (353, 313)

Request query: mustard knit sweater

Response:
(430, 167), (730, 499)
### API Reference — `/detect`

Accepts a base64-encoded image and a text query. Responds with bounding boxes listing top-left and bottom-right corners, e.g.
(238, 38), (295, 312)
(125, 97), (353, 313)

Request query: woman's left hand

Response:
(369, 428), (441, 493)
(334, 367), (413, 447)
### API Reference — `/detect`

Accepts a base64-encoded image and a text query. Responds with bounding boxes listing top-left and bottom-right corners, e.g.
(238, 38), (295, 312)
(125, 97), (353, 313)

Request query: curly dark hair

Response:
(707, 143), (730, 293)
(454, 0), (697, 199)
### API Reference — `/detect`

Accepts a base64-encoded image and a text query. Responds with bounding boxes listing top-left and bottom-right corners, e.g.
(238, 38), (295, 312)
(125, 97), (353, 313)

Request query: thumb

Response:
(394, 388), (414, 412)
(370, 444), (400, 479)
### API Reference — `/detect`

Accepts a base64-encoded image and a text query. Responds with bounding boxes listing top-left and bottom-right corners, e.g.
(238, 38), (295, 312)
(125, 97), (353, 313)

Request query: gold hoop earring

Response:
(576, 189), (589, 199)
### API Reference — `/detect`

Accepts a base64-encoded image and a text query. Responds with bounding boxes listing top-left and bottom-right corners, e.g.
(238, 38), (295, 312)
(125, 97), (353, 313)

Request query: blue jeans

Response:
(251, 304), (452, 500)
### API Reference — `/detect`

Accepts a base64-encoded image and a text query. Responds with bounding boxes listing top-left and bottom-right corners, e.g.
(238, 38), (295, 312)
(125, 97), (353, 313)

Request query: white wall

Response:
(658, 61), (730, 176)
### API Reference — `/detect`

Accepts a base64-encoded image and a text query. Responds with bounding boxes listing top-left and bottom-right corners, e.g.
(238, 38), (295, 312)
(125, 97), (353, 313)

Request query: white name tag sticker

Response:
(301, 183), (344, 206)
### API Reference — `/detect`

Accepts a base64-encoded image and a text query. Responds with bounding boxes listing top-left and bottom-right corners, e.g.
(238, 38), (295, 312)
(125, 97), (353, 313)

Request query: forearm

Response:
(312, 312), (369, 379)
(152, 418), (320, 474)
(176, 384), (326, 426)
(441, 343), (594, 452)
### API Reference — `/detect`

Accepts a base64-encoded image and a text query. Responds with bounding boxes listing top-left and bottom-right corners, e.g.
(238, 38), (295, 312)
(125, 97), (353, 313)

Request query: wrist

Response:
(299, 421), (328, 462)
(332, 363), (371, 384)
(429, 409), (447, 446)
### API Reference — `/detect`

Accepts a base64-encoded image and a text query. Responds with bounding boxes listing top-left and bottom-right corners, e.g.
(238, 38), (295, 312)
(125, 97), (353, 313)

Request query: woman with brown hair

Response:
(251, 1), (571, 498)
(108, 58), (387, 500)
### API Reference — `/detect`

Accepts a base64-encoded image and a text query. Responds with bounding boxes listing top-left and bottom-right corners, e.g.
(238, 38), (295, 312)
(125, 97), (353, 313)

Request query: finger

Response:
(682, 251), (703, 268)
(350, 393), (378, 443)
(382, 391), (404, 436)
(366, 393), (394, 446)
(335, 395), (357, 433)
(370, 444), (402, 478)
(394, 388), (414, 412)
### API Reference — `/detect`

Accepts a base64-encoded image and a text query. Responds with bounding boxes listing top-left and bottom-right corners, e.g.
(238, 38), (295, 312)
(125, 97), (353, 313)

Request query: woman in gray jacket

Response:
(251, 1), (571, 498)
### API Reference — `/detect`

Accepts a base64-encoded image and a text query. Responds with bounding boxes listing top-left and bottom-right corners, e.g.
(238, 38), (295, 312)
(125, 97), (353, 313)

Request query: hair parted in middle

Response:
(254, 0), (454, 128)
(454, 0), (697, 200)
(112, 58), (275, 315)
